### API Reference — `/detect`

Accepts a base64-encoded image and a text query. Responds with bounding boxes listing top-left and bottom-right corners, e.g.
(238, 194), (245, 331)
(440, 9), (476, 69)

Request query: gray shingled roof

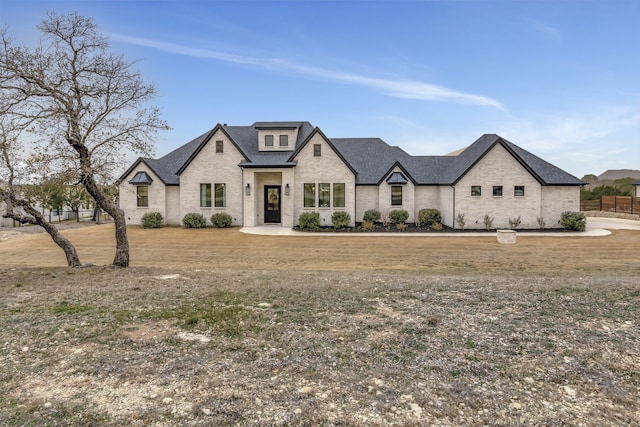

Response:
(330, 138), (410, 184)
(233, 121), (315, 167)
(117, 122), (583, 187)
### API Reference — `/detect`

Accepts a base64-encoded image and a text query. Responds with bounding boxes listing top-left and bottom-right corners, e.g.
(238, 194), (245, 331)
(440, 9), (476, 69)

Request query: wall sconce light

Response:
(285, 183), (290, 196)
(245, 183), (251, 195)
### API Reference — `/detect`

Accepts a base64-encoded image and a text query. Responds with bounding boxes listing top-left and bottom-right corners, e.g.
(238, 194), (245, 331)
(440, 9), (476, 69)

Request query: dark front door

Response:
(264, 185), (281, 223)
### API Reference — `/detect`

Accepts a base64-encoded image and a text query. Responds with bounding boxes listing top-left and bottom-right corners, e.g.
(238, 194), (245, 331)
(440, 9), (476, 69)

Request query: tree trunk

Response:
(74, 145), (129, 267)
(82, 178), (129, 267)
(4, 199), (81, 268)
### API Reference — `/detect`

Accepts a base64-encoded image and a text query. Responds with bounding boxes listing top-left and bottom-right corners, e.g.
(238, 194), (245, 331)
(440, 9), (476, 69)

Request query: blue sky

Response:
(2, 0), (639, 178)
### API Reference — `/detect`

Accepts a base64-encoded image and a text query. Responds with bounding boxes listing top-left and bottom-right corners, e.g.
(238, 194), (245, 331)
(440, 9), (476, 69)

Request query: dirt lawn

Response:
(0, 224), (639, 426)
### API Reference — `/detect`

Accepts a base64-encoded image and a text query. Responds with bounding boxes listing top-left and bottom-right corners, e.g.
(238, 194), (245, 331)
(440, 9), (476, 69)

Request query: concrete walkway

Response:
(240, 217), (640, 237)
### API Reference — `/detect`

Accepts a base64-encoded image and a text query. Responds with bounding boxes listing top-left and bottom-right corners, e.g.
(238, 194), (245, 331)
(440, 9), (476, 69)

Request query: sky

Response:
(1, 0), (639, 179)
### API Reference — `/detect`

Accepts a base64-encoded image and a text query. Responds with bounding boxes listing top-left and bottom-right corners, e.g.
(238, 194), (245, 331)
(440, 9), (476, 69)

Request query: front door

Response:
(264, 185), (281, 223)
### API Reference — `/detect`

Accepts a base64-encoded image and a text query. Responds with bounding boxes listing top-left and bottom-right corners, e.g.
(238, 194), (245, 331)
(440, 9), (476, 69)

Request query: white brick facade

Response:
(293, 133), (356, 227)
(178, 130), (244, 226)
(453, 144), (577, 229)
(118, 165), (167, 225)
(117, 123), (582, 230)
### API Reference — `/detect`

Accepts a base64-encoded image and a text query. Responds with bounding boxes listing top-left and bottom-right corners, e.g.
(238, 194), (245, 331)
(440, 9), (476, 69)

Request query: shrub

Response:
(298, 212), (320, 231)
(331, 211), (351, 229)
(537, 216), (546, 229)
(182, 212), (207, 228)
(456, 213), (466, 230)
(431, 223), (443, 231)
(561, 211), (586, 231)
(141, 212), (163, 229)
(509, 216), (522, 230)
(417, 208), (442, 227)
(210, 212), (233, 228)
(483, 214), (494, 231)
(388, 209), (409, 224)
(360, 221), (375, 231)
(396, 223), (407, 231)
(362, 209), (381, 223)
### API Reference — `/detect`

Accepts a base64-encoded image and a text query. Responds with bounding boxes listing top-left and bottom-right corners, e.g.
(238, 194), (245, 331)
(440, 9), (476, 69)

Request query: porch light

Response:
(285, 183), (290, 196)
(245, 183), (251, 195)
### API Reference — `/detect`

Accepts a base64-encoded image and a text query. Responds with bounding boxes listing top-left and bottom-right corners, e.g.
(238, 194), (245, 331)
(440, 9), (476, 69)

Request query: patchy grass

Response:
(0, 226), (639, 425)
(0, 266), (638, 426)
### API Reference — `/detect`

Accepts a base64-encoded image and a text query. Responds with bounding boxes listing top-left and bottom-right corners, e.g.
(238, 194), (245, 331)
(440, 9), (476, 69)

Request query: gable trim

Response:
(452, 138), (545, 186)
(377, 161), (417, 186)
(287, 127), (358, 177)
(176, 124), (251, 175)
(116, 157), (168, 185)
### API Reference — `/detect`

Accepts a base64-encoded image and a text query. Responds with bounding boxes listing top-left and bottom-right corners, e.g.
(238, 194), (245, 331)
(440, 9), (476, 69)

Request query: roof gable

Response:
(236, 121), (315, 167)
(118, 122), (582, 188)
(439, 134), (583, 186)
(176, 125), (249, 175)
(288, 127), (358, 176)
(386, 171), (408, 185)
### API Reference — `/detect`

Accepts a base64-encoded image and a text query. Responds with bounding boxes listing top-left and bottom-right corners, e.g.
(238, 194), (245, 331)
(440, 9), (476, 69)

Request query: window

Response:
(391, 186), (403, 206)
(200, 184), (212, 207)
(304, 183), (315, 207)
(313, 144), (321, 157)
(493, 186), (503, 197)
(137, 186), (148, 207)
(318, 183), (330, 207)
(514, 186), (525, 197)
(215, 140), (223, 153)
(471, 186), (482, 197)
(265, 135), (274, 147)
(214, 183), (226, 207)
(333, 183), (345, 208)
(279, 135), (288, 147)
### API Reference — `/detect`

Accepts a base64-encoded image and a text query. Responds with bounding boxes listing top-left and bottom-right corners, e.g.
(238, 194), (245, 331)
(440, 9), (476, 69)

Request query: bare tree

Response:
(0, 12), (169, 266)
(0, 116), (81, 267)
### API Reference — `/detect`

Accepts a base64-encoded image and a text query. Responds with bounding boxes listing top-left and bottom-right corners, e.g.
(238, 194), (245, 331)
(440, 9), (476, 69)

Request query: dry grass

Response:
(1, 223), (639, 273)
(0, 225), (639, 426)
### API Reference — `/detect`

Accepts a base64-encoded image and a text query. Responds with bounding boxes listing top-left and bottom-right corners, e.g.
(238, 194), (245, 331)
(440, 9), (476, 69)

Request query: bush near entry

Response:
(182, 212), (207, 228)
(298, 212), (321, 231)
(331, 211), (351, 229)
(211, 213), (233, 228)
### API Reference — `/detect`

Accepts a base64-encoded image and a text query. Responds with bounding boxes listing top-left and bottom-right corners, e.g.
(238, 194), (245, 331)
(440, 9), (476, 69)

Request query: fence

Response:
(581, 196), (640, 214)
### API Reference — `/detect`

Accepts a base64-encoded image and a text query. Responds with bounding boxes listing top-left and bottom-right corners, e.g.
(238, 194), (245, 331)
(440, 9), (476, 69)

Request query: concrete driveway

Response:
(586, 217), (640, 231)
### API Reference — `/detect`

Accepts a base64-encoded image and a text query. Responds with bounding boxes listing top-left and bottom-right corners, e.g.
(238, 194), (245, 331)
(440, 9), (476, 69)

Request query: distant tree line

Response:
(580, 175), (634, 200)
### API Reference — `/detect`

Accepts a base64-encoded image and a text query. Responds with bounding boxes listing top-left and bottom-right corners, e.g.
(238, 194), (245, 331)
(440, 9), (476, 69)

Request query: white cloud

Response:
(530, 20), (562, 44)
(495, 107), (640, 176)
(110, 33), (504, 110)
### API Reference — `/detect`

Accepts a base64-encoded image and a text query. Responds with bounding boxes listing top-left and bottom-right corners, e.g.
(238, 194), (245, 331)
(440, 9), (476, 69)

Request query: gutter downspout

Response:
(451, 185), (456, 229)
(241, 166), (245, 227)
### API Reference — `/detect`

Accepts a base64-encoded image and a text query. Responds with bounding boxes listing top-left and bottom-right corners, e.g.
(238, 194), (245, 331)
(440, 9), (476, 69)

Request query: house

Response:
(117, 121), (584, 230)
(634, 180), (640, 197)
(1, 181), (86, 226)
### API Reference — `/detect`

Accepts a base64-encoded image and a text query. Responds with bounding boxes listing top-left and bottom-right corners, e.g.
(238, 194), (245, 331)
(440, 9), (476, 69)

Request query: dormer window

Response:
(256, 124), (299, 151)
